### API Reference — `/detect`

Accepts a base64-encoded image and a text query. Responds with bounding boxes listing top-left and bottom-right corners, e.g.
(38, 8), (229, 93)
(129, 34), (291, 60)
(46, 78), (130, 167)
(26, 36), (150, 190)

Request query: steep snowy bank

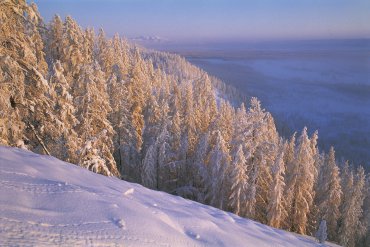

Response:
(0, 146), (337, 246)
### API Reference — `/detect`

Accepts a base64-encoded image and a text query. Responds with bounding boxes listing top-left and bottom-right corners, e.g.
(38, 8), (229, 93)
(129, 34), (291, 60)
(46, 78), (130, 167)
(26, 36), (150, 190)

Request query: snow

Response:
(124, 188), (135, 196)
(0, 146), (339, 246)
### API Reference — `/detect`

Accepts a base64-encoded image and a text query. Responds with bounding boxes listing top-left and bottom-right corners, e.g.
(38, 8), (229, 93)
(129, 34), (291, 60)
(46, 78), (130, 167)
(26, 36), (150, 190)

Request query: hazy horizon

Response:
(33, 0), (370, 42)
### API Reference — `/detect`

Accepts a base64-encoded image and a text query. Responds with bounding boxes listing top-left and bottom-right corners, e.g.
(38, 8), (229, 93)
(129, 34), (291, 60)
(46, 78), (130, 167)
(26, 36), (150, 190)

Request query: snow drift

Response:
(0, 146), (337, 246)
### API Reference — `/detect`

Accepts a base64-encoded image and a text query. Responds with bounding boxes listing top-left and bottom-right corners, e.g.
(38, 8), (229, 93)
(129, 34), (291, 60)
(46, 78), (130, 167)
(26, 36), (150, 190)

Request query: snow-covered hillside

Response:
(0, 146), (337, 246)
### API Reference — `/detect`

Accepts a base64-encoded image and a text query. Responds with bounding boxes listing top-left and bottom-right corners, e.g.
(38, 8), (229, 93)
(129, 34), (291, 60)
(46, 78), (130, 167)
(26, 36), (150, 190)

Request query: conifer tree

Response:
(207, 130), (231, 210)
(143, 94), (162, 156)
(26, 3), (48, 75)
(49, 60), (79, 163)
(290, 127), (317, 234)
(61, 16), (83, 84)
(142, 121), (171, 190)
(156, 121), (171, 190)
(112, 34), (129, 77)
(107, 75), (133, 176)
(357, 176), (370, 247)
(180, 82), (198, 189)
(213, 100), (234, 147)
(75, 63), (119, 176)
(267, 140), (288, 228)
(193, 74), (217, 133)
(316, 147), (342, 240)
(82, 28), (95, 64)
(239, 98), (276, 222)
(128, 48), (145, 154)
(164, 103), (183, 192)
(96, 28), (114, 77)
(0, 56), (25, 147)
(192, 132), (211, 202)
(79, 129), (116, 176)
(182, 82), (197, 157)
(255, 113), (278, 224)
(142, 144), (156, 189)
(229, 145), (248, 216)
(283, 133), (296, 229)
(306, 130), (321, 234)
(0, 0), (57, 154)
(47, 15), (63, 62)
(338, 167), (366, 247)
(315, 220), (327, 243)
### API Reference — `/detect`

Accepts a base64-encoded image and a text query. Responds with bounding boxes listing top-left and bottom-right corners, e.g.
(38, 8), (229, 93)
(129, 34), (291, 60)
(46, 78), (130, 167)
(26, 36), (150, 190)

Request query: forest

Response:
(0, 1), (369, 246)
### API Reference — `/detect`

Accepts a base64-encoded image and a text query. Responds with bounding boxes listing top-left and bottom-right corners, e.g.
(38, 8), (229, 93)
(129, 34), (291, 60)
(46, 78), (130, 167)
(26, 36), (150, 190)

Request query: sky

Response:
(33, 0), (370, 42)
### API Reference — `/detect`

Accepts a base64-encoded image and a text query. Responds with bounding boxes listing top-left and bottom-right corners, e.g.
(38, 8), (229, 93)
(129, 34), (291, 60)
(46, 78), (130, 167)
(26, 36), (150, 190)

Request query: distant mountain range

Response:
(130, 35), (168, 43)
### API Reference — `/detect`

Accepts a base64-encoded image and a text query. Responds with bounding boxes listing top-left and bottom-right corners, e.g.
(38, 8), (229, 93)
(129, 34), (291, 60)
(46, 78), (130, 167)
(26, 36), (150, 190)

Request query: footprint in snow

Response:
(185, 230), (200, 240)
(114, 218), (126, 230)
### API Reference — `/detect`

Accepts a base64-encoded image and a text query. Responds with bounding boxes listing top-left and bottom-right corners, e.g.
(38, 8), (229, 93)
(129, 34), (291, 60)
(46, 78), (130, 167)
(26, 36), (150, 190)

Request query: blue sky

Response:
(33, 0), (370, 42)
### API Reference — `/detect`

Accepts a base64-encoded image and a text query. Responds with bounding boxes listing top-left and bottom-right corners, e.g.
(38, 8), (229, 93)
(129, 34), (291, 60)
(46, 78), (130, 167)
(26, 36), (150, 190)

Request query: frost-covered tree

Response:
(207, 130), (231, 210)
(231, 103), (258, 218)
(191, 132), (211, 202)
(141, 121), (171, 190)
(107, 75), (134, 177)
(0, 0), (29, 60)
(162, 105), (183, 192)
(169, 110), (182, 155)
(74, 63), (119, 176)
(237, 98), (278, 223)
(193, 74), (217, 133)
(112, 34), (129, 77)
(179, 82), (198, 191)
(47, 15), (63, 62)
(213, 100), (234, 148)
(143, 94), (162, 156)
(283, 133), (296, 227)
(96, 28), (115, 77)
(338, 167), (366, 247)
(315, 219), (327, 243)
(357, 176), (370, 247)
(79, 130), (115, 176)
(255, 113), (279, 224)
(0, 0), (57, 154)
(61, 16), (83, 84)
(306, 130), (321, 234)
(49, 60), (79, 163)
(81, 28), (95, 64)
(128, 48), (145, 155)
(228, 145), (248, 216)
(267, 140), (288, 228)
(142, 144), (156, 189)
(26, 3), (48, 75)
(182, 82), (197, 157)
(316, 147), (342, 240)
(156, 121), (172, 190)
(289, 127), (317, 234)
(0, 56), (26, 147)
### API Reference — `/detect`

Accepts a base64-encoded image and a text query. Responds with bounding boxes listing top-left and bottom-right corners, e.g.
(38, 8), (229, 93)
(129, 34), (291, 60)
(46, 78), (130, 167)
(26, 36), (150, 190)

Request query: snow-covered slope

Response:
(0, 146), (337, 246)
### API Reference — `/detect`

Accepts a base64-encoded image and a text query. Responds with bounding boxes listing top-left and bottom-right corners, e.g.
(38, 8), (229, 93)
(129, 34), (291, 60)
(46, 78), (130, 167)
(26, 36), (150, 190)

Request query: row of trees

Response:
(0, 1), (368, 246)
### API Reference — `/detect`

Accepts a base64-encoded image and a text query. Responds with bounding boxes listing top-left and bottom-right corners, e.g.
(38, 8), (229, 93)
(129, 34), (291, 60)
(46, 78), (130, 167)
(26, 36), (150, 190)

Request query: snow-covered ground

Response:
(0, 146), (338, 246)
